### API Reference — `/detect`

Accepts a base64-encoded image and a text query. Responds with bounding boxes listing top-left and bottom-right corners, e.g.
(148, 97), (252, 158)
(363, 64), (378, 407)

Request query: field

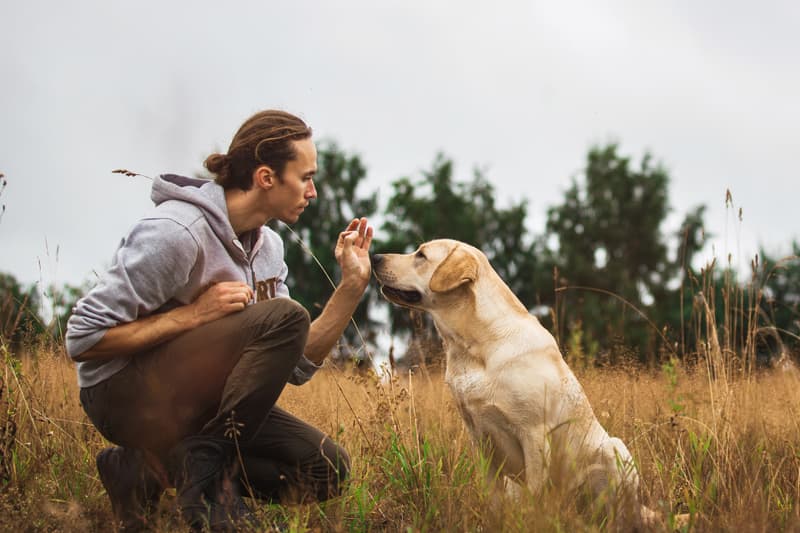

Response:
(2, 339), (800, 532)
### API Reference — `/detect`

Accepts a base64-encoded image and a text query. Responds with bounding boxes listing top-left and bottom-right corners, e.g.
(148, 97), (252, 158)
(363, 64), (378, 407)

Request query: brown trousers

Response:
(80, 298), (350, 502)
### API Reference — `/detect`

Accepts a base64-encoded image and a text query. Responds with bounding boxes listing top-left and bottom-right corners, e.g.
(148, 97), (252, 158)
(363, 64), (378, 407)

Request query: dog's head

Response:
(370, 239), (481, 310)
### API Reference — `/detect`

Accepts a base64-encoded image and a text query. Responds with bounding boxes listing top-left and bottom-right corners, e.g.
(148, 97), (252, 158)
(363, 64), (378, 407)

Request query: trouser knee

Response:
(252, 298), (310, 350)
(279, 298), (311, 345)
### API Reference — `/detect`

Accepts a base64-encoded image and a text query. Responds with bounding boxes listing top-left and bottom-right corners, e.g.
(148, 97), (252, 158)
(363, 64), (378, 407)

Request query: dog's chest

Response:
(444, 351), (495, 405)
(444, 365), (496, 434)
(445, 366), (487, 398)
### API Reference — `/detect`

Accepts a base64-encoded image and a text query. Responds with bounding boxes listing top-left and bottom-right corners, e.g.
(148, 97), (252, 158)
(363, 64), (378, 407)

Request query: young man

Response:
(66, 110), (373, 531)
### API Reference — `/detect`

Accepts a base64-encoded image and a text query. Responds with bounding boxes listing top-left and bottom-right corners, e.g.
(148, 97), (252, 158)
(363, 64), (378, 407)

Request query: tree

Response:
(269, 141), (378, 362)
(0, 272), (45, 354)
(379, 154), (542, 365)
(759, 243), (800, 353)
(43, 281), (92, 342)
(544, 143), (706, 363)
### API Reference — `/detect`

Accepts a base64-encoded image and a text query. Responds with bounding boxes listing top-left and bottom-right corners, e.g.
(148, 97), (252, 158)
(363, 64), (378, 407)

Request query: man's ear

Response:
(429, 246), (478, 293)
(254, 165), (276, 189)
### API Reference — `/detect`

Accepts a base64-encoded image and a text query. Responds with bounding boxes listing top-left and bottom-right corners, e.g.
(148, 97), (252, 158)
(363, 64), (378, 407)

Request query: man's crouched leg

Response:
(236, 406), (351, 504)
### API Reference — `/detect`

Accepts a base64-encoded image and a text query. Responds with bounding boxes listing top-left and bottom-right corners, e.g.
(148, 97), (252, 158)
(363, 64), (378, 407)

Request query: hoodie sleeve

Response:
(65, 218), (199, 359)
(288, 356), (323, 385)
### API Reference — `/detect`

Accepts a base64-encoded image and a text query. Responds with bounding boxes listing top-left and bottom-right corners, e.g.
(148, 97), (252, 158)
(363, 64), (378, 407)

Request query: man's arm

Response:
(303, 218), (373, 364)
(73, 281), (254, 362)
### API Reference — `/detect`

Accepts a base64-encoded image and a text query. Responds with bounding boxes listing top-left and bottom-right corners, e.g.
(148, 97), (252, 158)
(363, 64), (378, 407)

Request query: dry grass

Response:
(3, 341), (800, 532)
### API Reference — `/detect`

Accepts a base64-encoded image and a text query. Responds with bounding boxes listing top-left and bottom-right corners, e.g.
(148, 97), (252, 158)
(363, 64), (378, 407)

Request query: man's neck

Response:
(225, 188), (270, 235)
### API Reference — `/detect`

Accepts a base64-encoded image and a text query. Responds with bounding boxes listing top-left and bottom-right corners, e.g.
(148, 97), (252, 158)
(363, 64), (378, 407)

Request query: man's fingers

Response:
(342, 230), (359, 247)
(340, 217), (373, 253)
(211, 281), (252, 302)
(362, 224), (374, 251)
(345, 217), (367, 235)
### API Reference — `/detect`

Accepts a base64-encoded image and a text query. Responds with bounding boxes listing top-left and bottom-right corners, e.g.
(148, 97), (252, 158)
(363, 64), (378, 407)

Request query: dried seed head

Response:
(112, 168), (138, 177)
(111, 168), (152, 180)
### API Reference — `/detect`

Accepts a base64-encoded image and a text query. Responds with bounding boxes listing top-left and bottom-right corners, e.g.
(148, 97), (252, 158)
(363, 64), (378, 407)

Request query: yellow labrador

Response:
(372, 239), (658, 528)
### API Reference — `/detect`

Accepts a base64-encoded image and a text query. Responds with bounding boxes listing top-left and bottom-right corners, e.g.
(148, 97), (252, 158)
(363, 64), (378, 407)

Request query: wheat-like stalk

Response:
(111, 168), (152, 180)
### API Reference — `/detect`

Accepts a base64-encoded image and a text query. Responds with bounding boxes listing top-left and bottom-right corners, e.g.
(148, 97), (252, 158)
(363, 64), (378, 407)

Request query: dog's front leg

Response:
(521, 427), (551, 495)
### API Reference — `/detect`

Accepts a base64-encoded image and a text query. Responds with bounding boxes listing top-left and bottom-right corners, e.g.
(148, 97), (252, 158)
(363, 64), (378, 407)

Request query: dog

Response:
(372, 239), (660, 528)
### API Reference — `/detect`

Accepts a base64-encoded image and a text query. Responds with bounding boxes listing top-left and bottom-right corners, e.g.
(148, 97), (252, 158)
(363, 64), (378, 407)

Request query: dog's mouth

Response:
(380, 285), (423, 305)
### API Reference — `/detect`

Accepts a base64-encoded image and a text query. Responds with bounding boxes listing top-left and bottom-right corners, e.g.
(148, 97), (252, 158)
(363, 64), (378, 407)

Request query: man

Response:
(66, 110), (373, 530)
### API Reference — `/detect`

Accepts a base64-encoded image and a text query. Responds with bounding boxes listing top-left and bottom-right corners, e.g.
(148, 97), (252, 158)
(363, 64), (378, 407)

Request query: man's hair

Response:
(204, 110), (313, 191)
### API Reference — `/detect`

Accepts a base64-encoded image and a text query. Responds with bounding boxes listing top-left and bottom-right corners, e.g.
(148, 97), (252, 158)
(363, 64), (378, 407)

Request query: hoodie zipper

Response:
(233, 238), (257, 302)
(248, 231), (265, 303)
(249, 258), (257, 302)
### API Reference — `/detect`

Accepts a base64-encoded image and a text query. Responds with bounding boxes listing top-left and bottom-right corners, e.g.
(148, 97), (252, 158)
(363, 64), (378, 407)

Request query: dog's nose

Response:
(370, 254), (384, 268)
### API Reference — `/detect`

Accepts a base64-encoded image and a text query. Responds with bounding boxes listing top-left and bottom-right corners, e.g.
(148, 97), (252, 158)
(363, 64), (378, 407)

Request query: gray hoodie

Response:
(66, 174), (320, 388)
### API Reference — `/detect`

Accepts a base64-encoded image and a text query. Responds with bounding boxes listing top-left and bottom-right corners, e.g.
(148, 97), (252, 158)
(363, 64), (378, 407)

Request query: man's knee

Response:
(258, 298), (309, 334)
(246, 298), (310, 351)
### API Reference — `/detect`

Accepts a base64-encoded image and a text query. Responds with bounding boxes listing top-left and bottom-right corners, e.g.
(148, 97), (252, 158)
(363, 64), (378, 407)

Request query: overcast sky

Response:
(1, 1), (798, 301)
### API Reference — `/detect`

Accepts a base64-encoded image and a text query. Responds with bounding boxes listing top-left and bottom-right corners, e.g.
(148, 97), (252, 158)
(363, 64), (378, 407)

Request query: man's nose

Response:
(306, 180), (317, 199)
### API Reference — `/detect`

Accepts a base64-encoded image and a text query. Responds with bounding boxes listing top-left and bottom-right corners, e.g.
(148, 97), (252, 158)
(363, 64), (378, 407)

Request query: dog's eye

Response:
(415, 250), (426, 260)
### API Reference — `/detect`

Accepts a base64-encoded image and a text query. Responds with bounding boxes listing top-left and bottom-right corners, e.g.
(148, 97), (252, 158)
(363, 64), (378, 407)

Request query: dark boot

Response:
(169, 436), (255, 532)
(96, 447), (164, 531)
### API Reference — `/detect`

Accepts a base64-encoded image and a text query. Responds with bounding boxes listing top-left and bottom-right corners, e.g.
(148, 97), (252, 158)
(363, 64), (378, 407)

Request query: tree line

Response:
(1, 143), (798, 367)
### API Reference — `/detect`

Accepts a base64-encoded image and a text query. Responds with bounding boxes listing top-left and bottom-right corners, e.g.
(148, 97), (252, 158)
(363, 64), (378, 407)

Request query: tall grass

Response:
(2, 333), (800, 531)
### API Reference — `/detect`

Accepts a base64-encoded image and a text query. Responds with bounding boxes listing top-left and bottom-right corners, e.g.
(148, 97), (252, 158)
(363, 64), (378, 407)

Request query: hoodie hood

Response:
(152, 174), (253, 259)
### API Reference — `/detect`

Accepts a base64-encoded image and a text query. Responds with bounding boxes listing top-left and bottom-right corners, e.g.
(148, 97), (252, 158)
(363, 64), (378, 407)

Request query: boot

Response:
(169, 435), (255, 531)
(96, 447), (164, 531)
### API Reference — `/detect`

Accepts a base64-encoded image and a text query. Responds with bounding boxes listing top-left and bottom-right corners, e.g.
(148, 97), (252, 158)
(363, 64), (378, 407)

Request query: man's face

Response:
(271, 138), (318, 224)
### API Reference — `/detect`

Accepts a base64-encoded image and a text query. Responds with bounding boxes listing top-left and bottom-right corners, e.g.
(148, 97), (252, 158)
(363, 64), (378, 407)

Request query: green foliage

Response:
(0, 272), (88, 352)
(0, 343), (20, 487)
(758, 242), (800, 351)
(42, 281), (89, 342)
(564, 320), (598, 369)
(0, 273), (45, 353)
(546, 144), (707, 362)
(378, 426), (478, 530)
(662, 357), (686, 415)
(341, 477), (383, 532)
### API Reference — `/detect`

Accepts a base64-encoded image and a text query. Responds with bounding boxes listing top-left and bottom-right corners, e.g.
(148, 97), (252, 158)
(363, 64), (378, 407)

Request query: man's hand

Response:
(189, 281), (255, 327)
(334, 217), (374, 293)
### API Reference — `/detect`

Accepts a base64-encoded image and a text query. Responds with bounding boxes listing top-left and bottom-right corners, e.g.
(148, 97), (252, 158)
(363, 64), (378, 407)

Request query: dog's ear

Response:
(430, 246), (478, 293)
